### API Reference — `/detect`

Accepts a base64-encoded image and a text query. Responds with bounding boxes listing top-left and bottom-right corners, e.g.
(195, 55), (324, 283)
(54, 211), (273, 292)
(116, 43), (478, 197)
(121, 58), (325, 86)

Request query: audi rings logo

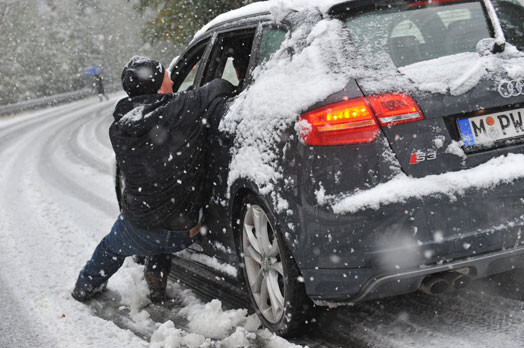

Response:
(498, 79), (524, 98)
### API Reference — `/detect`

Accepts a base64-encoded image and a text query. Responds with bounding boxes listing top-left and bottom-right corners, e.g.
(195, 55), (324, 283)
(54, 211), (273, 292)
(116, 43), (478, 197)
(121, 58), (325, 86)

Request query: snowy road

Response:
(0, 96), (145, 347)
(0, 96), (292, 348)
(1, 96), (524, 348)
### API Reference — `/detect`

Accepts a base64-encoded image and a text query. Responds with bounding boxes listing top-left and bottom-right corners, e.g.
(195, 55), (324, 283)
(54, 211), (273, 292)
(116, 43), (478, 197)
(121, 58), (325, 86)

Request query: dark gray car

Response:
(118, 0), (524, 336)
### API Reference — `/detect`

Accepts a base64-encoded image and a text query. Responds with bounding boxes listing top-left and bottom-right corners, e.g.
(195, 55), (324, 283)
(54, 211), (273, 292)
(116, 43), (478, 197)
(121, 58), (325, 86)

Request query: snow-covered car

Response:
(117, 0), (524, 336)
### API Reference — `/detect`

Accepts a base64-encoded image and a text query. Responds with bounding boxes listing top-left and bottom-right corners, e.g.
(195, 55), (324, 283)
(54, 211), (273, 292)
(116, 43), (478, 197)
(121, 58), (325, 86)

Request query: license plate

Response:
(457, 107), (524, 148)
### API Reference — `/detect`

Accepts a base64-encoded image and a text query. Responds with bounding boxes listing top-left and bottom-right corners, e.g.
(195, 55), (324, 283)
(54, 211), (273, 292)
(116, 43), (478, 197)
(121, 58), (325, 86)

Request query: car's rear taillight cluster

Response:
(299, 93), (424, 146)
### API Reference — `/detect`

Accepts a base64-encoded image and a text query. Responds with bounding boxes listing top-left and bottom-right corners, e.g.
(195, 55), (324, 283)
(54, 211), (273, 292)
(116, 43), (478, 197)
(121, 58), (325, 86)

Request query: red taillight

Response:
(368, 93), (424, 127)
(300, 98), (379, 146)
(299, 93), (424, 146)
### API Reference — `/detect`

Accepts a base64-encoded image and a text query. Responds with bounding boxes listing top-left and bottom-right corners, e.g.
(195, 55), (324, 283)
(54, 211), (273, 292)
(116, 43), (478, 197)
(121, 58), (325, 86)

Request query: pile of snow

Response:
(328, 153), (524, 214)
(399, 52), (487, 96)
(398, 48), (524, 96)
(110, 259), (154, 326)
(106, 261), (303, 348)
(148, 282), (303, 348)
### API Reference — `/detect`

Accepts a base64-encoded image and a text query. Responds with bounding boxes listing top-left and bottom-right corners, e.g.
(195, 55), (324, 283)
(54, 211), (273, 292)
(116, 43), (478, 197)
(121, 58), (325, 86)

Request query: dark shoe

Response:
(71, 281), (107, 302)
(144, 255), (172, 304)
(133, 255), (146, 265)
(148, 288), (166, 304)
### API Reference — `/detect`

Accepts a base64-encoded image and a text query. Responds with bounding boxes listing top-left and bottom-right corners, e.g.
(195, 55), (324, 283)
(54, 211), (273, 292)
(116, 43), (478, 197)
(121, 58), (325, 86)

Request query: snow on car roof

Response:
(192, 0), (349, 42)
(193, 2), (271, 40)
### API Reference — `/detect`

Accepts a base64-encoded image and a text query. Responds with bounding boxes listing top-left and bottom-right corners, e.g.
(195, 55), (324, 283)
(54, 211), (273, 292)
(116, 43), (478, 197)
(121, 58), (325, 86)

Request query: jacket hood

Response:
(113, 94), (172, 136)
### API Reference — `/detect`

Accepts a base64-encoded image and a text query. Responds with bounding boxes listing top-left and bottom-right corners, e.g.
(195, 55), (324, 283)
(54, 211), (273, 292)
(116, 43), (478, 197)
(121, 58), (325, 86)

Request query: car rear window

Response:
(342, 0), (491, 67)
(493, 0), (524, 50)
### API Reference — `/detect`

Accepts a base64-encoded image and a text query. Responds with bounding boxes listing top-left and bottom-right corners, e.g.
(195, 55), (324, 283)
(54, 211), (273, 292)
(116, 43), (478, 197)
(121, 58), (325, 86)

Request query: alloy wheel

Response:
(242, 204), (285, 324)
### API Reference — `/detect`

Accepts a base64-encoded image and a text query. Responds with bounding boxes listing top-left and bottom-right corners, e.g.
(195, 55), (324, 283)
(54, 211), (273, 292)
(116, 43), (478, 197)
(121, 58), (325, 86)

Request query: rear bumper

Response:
(284, 175), (524, 303)
(291, 187), (524, 271)
(303, 245), (524, 303)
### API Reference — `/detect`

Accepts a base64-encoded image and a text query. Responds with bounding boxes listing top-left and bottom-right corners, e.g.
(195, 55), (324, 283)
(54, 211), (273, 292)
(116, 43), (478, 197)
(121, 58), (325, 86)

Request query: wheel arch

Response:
(229, 180), (263, 250)
(229, 178), (303, 266)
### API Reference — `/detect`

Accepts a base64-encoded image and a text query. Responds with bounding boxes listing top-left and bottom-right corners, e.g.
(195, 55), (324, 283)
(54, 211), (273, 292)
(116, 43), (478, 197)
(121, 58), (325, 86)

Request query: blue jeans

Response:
(74, 214), (193, 293)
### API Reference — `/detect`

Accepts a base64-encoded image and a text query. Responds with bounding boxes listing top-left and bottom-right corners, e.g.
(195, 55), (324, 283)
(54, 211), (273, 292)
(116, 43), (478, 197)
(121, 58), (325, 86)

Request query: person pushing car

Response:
(72, 56), (234, 303)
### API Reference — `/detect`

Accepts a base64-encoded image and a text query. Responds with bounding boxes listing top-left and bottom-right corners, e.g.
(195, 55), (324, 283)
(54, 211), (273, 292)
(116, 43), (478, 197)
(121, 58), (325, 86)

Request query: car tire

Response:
(239, 194), (315, 337)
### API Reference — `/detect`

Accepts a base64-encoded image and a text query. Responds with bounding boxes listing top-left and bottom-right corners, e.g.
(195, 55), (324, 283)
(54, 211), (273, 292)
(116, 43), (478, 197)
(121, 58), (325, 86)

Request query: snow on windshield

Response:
(399, 52), (490, 96)
(399, 50), (524, 95)
(342, 1), (524, 96)
(220, 6), (355, 209)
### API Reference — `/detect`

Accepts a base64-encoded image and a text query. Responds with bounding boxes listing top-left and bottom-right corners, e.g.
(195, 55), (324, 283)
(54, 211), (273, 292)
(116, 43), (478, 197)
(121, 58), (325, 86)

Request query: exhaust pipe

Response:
(442, 271), (472, 290)
(419, 275), (450, 295)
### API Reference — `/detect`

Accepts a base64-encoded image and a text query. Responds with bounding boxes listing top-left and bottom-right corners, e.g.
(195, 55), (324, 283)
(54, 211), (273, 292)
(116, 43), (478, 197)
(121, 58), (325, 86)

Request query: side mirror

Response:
(476, 38), (505, 55)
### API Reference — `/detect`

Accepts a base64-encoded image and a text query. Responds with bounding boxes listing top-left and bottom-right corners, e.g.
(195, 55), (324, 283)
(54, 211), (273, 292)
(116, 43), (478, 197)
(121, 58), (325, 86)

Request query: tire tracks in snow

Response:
(65, 104), (115, 176)
(0, 98), (146, 348)
(0, 99), (97, 152)
(32, 102), (117, 217)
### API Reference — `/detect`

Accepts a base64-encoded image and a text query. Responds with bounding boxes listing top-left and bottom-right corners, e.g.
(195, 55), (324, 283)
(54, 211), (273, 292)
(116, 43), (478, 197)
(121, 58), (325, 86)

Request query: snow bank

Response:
(179, 299), (251, 339)
(110, 259), (153, 325)
(330, 153), (524, 214)
(149, 283), (303, 348)
(92, 260), (302, 348)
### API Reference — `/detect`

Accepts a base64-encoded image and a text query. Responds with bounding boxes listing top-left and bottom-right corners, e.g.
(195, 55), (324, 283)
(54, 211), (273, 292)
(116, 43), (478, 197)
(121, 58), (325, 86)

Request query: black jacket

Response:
(110, 79), (234, 231)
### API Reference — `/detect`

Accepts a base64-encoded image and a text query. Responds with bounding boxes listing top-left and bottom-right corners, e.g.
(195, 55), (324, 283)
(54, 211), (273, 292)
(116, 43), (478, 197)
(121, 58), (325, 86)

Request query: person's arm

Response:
(191, 78), (235, 115)
(163, 79), (234, 131)
(207, 100), (228, 131)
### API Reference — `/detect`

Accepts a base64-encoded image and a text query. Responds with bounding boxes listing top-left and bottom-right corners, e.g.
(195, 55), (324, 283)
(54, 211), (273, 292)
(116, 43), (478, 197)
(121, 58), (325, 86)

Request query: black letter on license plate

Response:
(472, 119), (486, 137)
(498, 115), (511, 135)
(510, 112), (523, 133)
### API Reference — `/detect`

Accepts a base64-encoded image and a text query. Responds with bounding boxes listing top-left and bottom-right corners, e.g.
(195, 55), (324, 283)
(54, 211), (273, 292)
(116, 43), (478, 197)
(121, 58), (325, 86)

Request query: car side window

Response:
(170, 40), (208, 92)
(256, 27), (287, 66)
(202, 28), (257, 92)
(178, 61), (201, 92)
(221, 56), (241, 86)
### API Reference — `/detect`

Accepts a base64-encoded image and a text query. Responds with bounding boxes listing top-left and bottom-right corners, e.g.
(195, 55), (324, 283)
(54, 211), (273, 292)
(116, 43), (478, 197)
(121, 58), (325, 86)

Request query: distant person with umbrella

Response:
(84, 66), (109, 102)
